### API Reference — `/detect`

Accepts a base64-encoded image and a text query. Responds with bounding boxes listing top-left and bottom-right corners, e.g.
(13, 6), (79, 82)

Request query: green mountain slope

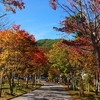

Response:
(37, 39), (60, 47)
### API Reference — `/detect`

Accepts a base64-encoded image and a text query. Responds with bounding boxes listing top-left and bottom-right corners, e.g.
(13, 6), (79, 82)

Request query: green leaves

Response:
(47, 41), (69, 74)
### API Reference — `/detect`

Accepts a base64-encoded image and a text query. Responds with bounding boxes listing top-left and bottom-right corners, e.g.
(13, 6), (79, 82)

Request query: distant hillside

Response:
(37, 39), (60, 47)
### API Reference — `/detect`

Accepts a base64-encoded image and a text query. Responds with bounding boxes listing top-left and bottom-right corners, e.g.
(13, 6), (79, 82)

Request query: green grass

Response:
(0, 83), (41, 100)
(2, 82), (100, 100)
(63, 84), (100, 100)
(68, 90), (100, 100)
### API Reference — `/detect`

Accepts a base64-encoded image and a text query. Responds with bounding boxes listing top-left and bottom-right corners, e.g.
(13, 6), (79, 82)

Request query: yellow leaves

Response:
(0, 50), (9, 60)
(0, 27), (41, 78)
(0, 51), (8, 66)
(0, 30), (14, 47)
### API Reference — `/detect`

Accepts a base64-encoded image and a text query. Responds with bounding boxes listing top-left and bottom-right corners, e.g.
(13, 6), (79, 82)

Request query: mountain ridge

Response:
(37, 39), (60, 47)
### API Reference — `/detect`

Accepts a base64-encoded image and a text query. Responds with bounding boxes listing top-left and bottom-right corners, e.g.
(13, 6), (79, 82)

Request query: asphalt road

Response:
(10, 82), (73, 100)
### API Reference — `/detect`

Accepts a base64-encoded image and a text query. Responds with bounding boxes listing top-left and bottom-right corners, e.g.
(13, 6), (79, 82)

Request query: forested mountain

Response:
(37, 39), (61, 53)
(37, 39), (60, 47)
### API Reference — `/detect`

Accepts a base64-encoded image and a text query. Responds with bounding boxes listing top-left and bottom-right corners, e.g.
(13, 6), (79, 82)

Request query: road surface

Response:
(10, 82), (73, 100)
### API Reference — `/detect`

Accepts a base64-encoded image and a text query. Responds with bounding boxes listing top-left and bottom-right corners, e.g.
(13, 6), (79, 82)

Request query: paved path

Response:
(10, 82), (73, 100)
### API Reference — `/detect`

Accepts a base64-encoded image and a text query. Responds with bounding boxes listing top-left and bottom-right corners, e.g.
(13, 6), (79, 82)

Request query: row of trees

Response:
(47, 39), (96, 96)
(0, 0), (51, 97)
(0, 25), (47, 96)
(48, 0), (100, 96)
(0, 0), (100, 97)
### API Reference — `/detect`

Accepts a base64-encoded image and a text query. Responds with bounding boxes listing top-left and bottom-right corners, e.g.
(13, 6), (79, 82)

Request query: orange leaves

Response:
(0, 25), (38, 70)
(28, 49), (47, 66)
(10, 25), (37, 53)
(48, 66), (60, 76)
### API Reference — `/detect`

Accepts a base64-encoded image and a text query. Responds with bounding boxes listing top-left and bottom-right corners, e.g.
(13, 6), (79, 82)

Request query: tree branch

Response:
(0, 13), (7, 18)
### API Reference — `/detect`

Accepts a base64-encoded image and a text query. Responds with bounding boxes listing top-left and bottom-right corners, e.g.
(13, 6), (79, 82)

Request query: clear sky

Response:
(0, 0), (73, 40)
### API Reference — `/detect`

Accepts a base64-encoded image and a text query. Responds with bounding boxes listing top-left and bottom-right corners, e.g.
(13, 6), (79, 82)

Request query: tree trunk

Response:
(88, 82), (90, 92)
(79, 77), (84, 96)
(91, 34), (100, 95)
(70, 72), (76, 90)
(72, 76), (75, 90)
(95, 48), (100, 70)
(0, 84), (2, 97)
(37, 69), (40, 84)
(25, 74), (29, 88)
(7, 72), (14, 95)
(91, 34), (100, 69)
(35, 74), (37, 86)
(67, 78), (70, 90)
(32, 75), (35, 86)
(95, 71), (99, 95)
(17, 75), (20, 85)
(0, 71), (4, 97)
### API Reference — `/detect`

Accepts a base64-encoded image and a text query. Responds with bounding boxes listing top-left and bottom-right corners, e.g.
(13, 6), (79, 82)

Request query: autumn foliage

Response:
(3, 0), (25, 13)
(49, 0), (100, 95)
(0, 25), (47, 96)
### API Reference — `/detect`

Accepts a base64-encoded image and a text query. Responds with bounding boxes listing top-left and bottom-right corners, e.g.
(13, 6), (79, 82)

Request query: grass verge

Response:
(0, 84), (41, 100)
(63, 84), (100, 100)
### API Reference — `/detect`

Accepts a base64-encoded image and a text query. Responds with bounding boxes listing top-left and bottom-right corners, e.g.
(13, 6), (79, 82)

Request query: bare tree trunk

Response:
(91, 34), (100, 95)
(0, 71), (4, 97)
(25, 74), (29, 88)
(32, 75), (35, 86)
(67, 78), (70, 90)
(35, 74), (37, 86)
(88, 82), (90, 92)
(79, 77), (84, 96)
(72, 76), (75, 90)
(17, 75), (20, 85)
(7, 71), (14, 95)
(95, 70), (100, 95)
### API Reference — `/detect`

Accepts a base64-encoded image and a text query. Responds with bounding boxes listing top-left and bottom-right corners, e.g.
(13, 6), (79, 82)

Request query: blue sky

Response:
(1, 0), (73, 40)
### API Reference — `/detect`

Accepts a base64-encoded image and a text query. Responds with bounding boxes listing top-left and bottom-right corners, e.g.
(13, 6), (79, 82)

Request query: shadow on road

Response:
(10, 83), (73, 100)
(38, 86), (66, 92)
(34, 98), (49, 100)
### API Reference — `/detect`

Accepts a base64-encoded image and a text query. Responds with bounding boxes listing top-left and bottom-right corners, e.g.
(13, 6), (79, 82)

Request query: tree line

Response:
(0, 25), (47, 96)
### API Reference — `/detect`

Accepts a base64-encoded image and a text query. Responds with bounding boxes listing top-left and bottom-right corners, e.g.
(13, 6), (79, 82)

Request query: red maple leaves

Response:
(28, 49), (47, 66)
(4, 0), (25, 13)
